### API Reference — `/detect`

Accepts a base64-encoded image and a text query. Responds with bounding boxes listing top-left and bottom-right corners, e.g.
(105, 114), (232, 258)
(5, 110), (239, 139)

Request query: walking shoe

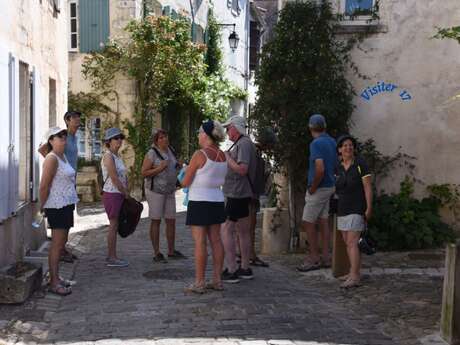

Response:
(221, 269), (240, 284)
(205, 281), (224, 291)
(340, 278), (361, 289)
(184, 283), (206, 294)
(168, 250), (187, 259)
(106, 258), (129, 267)
(236, 267), (254, 280)
(153, 253), (168, 263)
(250, 257), (269, 267)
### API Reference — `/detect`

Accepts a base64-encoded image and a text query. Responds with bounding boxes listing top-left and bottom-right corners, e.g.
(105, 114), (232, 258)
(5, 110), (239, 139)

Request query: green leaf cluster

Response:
(369, 177), (457, 251)
(252, 1), (354, 191)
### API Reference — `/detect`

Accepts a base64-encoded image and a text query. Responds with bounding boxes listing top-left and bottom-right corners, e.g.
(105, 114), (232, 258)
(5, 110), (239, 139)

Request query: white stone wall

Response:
(345, 0), (460, 195)
(0, 0), (69, 267)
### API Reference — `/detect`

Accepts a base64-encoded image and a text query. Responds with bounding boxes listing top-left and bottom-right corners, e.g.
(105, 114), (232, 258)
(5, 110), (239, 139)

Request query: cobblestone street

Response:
(0, 200), (450, 345)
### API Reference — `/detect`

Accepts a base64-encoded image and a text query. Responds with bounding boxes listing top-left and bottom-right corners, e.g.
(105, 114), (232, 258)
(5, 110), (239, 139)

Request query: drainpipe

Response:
(244, 0), (250, 116)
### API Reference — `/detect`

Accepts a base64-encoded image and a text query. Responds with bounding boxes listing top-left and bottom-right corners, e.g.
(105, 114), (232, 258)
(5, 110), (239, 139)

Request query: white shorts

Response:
(337, 214), (365, 231)
(145, 189), (176, 220)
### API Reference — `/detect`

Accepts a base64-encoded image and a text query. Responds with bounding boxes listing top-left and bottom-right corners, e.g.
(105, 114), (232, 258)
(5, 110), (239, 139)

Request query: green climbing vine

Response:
(81, 13), (245, 186)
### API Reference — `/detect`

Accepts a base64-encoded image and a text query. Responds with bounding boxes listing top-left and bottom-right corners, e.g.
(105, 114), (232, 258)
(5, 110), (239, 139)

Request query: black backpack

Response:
(118, 198), (143, 238)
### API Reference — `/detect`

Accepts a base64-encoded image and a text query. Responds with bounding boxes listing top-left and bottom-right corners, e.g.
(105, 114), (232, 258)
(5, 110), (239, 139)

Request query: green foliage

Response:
(357, 138), (416, 193)
(252, 1), (354, 191)
(204, 9), (222, 76)
(68, 91), (117, 128)
(369, 177), (456, 251)
(433, 26), (460, 44)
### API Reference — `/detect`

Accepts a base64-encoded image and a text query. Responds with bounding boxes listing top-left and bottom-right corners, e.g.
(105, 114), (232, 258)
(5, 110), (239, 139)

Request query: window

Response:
(344, 0), (374, 16)
(69, 1), (78, 51)
(77, 118), (102, 160)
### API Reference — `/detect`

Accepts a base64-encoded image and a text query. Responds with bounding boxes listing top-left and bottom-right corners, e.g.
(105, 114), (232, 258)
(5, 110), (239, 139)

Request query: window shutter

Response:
(171, 9), (178, 19)
(162, 6), (171, 16)
(8, 54), (19, 216)
(191, 22), (197, 42)
(79, 0), (110, 53)
(0, 46), (9, 221)
(31, 68), (41, 202)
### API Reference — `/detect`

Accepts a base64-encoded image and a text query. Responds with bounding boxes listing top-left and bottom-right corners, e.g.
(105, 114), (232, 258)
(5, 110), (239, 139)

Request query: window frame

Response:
(69, 0), (79, 52)
(339, 0), (376, 25)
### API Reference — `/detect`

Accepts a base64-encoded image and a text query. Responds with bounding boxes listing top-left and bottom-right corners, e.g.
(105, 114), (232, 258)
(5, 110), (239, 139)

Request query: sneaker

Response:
(153, 253), (168, 263)
(236, 267), (254, 280)
(106, 258), (129, 267)
(221, 269), (240, 284)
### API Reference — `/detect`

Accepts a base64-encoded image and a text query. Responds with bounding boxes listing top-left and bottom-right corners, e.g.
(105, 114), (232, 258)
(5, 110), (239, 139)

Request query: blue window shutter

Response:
(79, 0), (110, 53)
(191, 23), (197, 42)
(171, 9), (178, 19)
(162, 6), (171, 16)
(345, 0), (373, 15)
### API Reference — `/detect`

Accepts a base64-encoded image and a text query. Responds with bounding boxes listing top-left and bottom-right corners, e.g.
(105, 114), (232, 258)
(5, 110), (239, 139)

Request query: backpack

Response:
(118, 197), (143, 238)
(250, 148), (267, 196)
(149, 145), (180, 191)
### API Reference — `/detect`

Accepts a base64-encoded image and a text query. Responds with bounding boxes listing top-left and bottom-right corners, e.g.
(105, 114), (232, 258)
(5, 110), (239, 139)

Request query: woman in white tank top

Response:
(39, 127), (78, 296)
(181, 120), (228, 293)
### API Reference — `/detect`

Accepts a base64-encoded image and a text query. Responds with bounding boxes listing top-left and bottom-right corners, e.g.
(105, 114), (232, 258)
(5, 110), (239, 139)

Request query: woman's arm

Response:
(362, 175), (373, 220)
(141, 155), (168, 178)
(181, 151), (205, 188)
(103, 153), (129, 197)
(39, 155), (58, 210)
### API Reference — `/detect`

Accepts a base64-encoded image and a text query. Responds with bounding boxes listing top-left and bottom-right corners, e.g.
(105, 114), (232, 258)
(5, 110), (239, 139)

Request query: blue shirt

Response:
(308, 133), (337, 188)
(65, 132), (78, 172)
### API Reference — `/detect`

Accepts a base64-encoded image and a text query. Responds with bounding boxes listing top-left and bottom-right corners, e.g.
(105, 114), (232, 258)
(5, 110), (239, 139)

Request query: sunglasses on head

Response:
(111, 135), (124, 140)
(53, 131), (67, 139)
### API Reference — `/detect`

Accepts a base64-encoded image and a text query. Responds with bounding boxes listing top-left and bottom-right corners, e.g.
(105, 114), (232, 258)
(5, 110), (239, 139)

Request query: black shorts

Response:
(45, 204), (75, 230)
(225, 197), (251, 221)
(186, 201), (226, 226)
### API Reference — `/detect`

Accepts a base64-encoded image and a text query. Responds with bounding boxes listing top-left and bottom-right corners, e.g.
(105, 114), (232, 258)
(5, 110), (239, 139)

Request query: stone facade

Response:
(0, 0), (69, 268)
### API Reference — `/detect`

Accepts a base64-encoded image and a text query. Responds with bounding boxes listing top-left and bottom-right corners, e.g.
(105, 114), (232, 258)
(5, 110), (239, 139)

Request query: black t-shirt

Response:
(335, 156), (371, 216)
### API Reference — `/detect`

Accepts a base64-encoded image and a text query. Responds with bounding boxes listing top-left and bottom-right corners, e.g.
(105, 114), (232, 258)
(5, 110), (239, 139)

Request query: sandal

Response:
(205, 281), (224, 291)
(250, 257), (269, 267)
(296, 259), (320, 272)
(340, 278), (361, 289)
(49, 283), (72, 296)
(168, 250), (187, 259)
(184, 283), (206, 294)
(337, 274), (349, 281)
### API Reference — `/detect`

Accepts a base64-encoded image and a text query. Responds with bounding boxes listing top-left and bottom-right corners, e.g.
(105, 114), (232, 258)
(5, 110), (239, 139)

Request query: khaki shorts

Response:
(302, 187), (335, 223)
(145, 189), (176, 220)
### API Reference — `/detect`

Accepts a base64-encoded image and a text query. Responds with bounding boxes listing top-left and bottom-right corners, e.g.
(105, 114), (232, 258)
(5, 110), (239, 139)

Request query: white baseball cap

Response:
(222, 115), (246, 135)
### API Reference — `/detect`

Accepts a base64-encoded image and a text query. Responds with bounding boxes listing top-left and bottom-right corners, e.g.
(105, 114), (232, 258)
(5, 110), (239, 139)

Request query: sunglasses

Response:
(53, 132), (67, 139)
(111, 135), (124, 140)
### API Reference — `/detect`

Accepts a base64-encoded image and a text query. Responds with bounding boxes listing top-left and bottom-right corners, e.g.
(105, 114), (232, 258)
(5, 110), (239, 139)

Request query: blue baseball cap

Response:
(308, 114), (326, 130)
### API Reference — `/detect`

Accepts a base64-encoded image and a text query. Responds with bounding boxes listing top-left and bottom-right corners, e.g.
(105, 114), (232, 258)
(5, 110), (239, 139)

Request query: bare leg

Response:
(149, 219), (161, 255)
(345, 231), (361, 280)
(208, 224), (224, 284)
(107, 218), (119, 259)
(191, 226), (207, 286)
(221, 220), (237, 273)
(303, 220), (320, 263)
(249, 207), (257, 260)
(318, 217), (331, 261)
(49, 229), (68, 287)
(236, 216), (251, 270)
(165, 218), (176, 255)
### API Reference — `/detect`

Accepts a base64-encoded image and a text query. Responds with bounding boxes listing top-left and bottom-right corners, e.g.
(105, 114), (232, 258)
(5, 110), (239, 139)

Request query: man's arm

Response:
(225, 152), (249, 176)
(308, 159), (325, 194)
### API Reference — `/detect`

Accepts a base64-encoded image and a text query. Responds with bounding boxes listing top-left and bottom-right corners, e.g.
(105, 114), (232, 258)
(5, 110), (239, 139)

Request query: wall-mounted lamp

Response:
(217, 23), (239, 52)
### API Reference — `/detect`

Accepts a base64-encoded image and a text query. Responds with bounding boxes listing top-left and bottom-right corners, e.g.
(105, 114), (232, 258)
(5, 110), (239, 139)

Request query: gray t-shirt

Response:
(144, 147), (178, 195)
(223, 135), (257, 198)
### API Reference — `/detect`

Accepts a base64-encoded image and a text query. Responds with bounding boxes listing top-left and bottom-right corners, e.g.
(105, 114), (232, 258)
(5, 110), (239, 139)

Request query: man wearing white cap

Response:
(221, 115), (257, 283)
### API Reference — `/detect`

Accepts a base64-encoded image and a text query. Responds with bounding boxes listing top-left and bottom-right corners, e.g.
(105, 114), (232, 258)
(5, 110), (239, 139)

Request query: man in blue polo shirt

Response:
(297, 114), (337, 272)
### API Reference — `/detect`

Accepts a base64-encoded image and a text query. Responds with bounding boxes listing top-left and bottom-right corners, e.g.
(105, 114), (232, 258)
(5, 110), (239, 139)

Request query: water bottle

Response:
(32, 212), (44, 229)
